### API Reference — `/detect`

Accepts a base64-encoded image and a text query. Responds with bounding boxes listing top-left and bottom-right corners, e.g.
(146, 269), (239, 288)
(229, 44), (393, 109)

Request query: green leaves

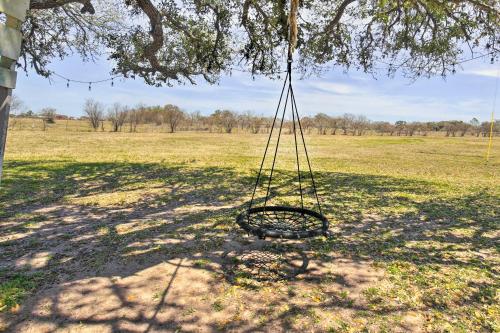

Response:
(24, 0), (499, 85)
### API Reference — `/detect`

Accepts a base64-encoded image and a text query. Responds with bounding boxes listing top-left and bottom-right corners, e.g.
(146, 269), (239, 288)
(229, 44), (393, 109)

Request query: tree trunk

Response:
(0, 88), (12, 184)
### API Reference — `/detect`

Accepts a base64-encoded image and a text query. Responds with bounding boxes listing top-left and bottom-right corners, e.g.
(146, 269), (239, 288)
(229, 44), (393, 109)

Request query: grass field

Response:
(0, 128), (499, 332)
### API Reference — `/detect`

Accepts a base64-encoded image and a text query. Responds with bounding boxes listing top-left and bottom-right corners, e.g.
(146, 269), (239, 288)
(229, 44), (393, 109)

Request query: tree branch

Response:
(323, 0), (356, 36)
(30, 0), (95, 14)
(454, 0), (500, 15)
(134, 0), (164, 71)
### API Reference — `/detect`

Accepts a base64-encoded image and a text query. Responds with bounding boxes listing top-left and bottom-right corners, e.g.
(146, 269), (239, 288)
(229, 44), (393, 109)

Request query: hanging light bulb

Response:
(452, 64), (456, 74)
(111, 78), (114, 87)
(67, 80), (70, 88)
(88, 82), (92, 91)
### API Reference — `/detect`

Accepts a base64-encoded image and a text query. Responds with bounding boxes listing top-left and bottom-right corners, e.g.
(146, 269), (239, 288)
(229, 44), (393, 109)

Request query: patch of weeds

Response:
(26, 238), (42, 248)
(304, 288), (326, 303)
(99, 226), (122, 246)
(11, 214), (48, 232)
(327, 319), (351, 333)
(287, 285), (297, 297)
(232, 275), (261, 290)
(182, 307), (196, 316)
(472, 284), (497, 304)
(193, 258), (210, 268)
(339, 290), (349, 300)
(0, 273), (43, 312)
(257, 314), (269, 326)
(58, 232), (73, 241)
(329, 290), (354, 308)
(363, 287), (384, 307)
(211, 300), (224, 312)
(152, 292), (161, 301)
(307, 308), (321, 324)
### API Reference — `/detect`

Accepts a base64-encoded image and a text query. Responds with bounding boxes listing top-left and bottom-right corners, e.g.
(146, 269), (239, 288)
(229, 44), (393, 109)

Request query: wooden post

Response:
(0, 87), (11, 181)
(0, 0), (30, 184)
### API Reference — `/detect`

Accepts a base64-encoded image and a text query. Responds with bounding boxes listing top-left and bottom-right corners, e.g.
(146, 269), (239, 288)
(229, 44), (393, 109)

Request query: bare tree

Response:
(300, 117), (315, 134)
(188, 111), (204, 131)
(457, 121), (470, 137)
(163, 104), (185, 133)
(329, 117), (341, 135)
(84, 99), (104, 131)
(443, 120), (464, 137)
(352, 115), (370, 136)
(249, 115), (265, 134)
(108, 103), (127, 132)
(341, 113), (355, 135)
(128, 104), (143, 132)
(314, 113), (331, 135)
(11, 95), (27, 116)
(9, 95), (29, 130)
(406, 122), (419, 136)
(39, 107), (57, 131)
(480, 121), (495, 137)
(373, 121), (395, 136)
(211, 110), (237, 133)
(395, 121), (407, 136)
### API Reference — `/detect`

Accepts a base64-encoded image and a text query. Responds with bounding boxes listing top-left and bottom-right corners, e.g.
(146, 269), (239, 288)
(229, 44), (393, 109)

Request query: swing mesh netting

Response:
(237, 206), (328, 239)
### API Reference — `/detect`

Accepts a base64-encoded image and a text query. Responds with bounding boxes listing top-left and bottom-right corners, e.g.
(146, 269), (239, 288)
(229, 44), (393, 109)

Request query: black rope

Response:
(250, 56), (323, 215)
(249, 72), (290, 210)
(264, 80), (291, 208)
(290, 66), (304, 211)
(290, 85), (323, 215)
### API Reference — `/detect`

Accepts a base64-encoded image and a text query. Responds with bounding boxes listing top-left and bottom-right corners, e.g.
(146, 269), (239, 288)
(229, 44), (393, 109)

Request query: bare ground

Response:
(0, 201), (423, 333)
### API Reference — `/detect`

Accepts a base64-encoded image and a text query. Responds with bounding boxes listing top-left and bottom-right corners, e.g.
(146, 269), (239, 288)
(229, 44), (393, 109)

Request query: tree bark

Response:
(0, 87), (12, 184)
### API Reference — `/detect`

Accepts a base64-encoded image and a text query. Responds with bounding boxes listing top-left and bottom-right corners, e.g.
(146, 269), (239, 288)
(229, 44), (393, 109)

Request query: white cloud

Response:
(464, 68), (500, 78)
(303, 81), (357, 95)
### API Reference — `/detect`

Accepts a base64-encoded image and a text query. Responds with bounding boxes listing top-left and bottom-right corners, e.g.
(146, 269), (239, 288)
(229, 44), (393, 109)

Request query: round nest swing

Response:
(236, 0), (329, 239)
(237, 206), (328, 239)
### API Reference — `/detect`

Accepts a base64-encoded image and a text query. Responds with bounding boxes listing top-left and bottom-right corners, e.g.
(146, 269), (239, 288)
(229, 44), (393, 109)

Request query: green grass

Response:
(0, 127), (499, 331)
(0, 273), (41, 312)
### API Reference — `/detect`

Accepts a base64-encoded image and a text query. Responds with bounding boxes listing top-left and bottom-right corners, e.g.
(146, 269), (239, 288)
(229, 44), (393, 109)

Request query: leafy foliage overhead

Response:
(25, 0), (499, 86)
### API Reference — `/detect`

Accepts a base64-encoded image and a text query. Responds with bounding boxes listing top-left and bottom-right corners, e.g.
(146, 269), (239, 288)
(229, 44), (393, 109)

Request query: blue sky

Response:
(15, 54), (499, 122)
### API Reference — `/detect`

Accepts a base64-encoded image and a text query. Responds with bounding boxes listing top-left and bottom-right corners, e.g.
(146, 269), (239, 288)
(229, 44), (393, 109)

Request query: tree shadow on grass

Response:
(0, 159), (498, 332)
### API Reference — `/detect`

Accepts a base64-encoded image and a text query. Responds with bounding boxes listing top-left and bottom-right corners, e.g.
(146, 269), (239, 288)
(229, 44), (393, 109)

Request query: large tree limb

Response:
(323, 0), (356, 35)
(30, 0), (95, 14)
(134, 0), (164, 74)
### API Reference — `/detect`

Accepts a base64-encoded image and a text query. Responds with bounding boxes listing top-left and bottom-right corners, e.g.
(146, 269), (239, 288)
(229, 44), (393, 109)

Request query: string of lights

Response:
(52, 72), (122, 90)
(50, 50), (498, 89)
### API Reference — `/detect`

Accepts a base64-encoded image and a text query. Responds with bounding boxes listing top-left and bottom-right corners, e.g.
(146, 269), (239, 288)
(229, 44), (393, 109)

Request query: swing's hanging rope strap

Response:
(249, 0), (322, 215)
(288, 0), (299, 60)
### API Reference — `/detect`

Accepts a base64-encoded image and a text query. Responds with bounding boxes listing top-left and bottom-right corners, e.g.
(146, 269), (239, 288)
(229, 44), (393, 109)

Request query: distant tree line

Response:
(9, 96), (500, 137)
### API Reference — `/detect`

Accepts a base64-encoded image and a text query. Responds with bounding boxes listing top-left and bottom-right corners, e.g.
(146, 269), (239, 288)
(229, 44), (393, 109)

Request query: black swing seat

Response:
(237, 206), (329, 239)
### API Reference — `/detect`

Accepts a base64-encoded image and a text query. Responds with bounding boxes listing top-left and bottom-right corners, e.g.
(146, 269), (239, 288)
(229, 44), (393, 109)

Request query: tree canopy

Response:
(24, 0), (499, 86)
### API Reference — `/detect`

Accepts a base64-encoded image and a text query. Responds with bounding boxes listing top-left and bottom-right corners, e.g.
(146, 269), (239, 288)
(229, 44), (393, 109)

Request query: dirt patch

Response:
(0, 202), (420, 332)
